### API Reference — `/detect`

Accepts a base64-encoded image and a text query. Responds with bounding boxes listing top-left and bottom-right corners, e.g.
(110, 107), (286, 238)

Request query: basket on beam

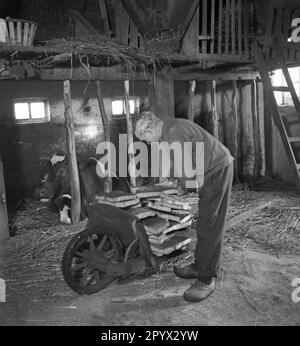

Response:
(0, 18), (38, 46)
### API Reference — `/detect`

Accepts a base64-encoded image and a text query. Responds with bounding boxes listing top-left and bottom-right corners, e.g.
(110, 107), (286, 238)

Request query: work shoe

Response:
(183, 278), (216, 302)
(173, 264), (198, 279)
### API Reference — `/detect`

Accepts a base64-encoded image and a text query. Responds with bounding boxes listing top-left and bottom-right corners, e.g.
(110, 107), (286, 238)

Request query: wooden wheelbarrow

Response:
(61, 203), (158, 295)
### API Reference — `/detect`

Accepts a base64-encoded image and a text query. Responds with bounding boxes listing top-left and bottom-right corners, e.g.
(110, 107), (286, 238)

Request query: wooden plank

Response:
(188, 80), (196, 121)
(218, 0), (223, 54)
(182, 3), (199, 55)
(211, 80), (219, 139)
(16, 21), (22, 45)
(243, 0), (249, 57)
(63, 80), (81, 224)
(129, 20), (139, 48)
(98, 0), (111, 36)
(210, 0), (215, 54)
(238, 0), (242, 54)
(28, 23), (36, 45)
(96, 80), (112, 192)
(0, 157), (9, 242)
(202, 0), (208, 54)
(225, 0), (230, 55)
(256, 80), (265, 176)
(231, 0), (236, 55)
(251, 80), (259, 178)
(8, 21), (15, 44)
(23, 22), (29, 46)
(124, 80), (136, 187)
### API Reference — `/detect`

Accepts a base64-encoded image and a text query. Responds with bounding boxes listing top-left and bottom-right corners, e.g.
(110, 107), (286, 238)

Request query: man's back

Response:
(161, 118), (233, 178)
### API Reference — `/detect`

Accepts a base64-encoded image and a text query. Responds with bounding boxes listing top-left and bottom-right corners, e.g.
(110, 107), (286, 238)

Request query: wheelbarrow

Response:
(61, 203), (159, 295)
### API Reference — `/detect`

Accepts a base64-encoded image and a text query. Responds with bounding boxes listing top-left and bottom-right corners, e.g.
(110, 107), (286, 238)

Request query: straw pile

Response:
(2, 185), (299, 298)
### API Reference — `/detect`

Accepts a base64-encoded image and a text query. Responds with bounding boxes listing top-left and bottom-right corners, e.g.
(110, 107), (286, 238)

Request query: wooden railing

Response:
(113, 0), (255, 62)
(183, 0), (255, 60)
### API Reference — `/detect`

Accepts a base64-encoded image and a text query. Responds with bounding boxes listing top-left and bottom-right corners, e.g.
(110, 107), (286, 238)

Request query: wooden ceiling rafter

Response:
(119, 0), (148, 37)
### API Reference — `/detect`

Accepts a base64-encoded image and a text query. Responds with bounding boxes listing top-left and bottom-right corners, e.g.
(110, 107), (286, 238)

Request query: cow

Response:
(34, 153), (131, 224)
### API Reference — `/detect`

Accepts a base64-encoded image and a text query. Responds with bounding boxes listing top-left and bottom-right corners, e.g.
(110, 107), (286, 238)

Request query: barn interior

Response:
(0, 0), (299, 326)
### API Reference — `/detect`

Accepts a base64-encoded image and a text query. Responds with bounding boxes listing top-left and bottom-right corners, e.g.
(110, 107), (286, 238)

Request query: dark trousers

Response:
(194, 162), (234, 279)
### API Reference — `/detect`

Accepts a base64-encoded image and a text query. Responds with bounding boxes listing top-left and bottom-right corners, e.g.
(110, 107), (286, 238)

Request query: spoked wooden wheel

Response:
(62, 227), (123, 295)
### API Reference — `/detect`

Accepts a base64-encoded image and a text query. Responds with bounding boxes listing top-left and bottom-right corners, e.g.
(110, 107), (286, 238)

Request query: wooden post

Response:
(211, 80), (219, 139)
(96, 80), (112, 192)
(124, 80), (136, 188)
(241, 82), (255, 181)
(153, 72), (175, 119)
(63, 80), (81, 224)
(264, 86), (273, 177)
(0, 155), (9, 242)
(232, 80), (239, 182)
(188, 80), (196, 121)
(251, 79), (259, 179)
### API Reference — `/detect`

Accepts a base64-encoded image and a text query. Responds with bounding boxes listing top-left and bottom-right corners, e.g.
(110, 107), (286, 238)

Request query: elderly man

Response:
(134, 111), (234, 302)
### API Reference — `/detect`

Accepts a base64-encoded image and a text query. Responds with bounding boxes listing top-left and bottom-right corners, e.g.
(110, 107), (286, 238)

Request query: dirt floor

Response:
(0, 179), (300, 326)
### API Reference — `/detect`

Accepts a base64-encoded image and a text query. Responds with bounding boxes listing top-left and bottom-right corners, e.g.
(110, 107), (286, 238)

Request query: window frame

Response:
(13, 98), (50, 124)
(111, 97), (139, 118)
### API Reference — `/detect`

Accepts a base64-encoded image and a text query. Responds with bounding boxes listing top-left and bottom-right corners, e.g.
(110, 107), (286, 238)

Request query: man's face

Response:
(135, 119), (161, 143)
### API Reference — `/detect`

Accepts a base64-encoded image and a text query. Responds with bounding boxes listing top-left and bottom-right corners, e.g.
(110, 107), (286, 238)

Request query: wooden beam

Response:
(188, 80), (196, 121)
(124, 80), (136, 188)
(181, 0), (200, 38)
(98, 0), (111, 37)
(63, 80), (81, 224)
(0, 156), (9, 242)
(71, 10), (100, 36)
(120, 0), (147, 37)
(171, 70), (260, 81)
(96, 80), (112, 192)
(34, 67), (151, 81)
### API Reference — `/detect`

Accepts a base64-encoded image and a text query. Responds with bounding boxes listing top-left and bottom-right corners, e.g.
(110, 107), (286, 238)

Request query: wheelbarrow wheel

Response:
(62, 227), (123, 295)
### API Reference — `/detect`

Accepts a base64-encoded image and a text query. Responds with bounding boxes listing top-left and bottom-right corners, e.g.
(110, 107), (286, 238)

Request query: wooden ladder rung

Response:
(289, 137), (300, 142)
(198, 35), (213, 40)
(280, 112), (300, 118)
(272, 86), (290, 92)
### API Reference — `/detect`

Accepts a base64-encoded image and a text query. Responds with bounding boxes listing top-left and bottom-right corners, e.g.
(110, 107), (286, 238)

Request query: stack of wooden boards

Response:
(95, 185), (193, 257)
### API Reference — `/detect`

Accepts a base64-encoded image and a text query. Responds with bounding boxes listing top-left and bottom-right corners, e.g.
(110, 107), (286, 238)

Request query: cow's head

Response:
(34, 153), (69, 202)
